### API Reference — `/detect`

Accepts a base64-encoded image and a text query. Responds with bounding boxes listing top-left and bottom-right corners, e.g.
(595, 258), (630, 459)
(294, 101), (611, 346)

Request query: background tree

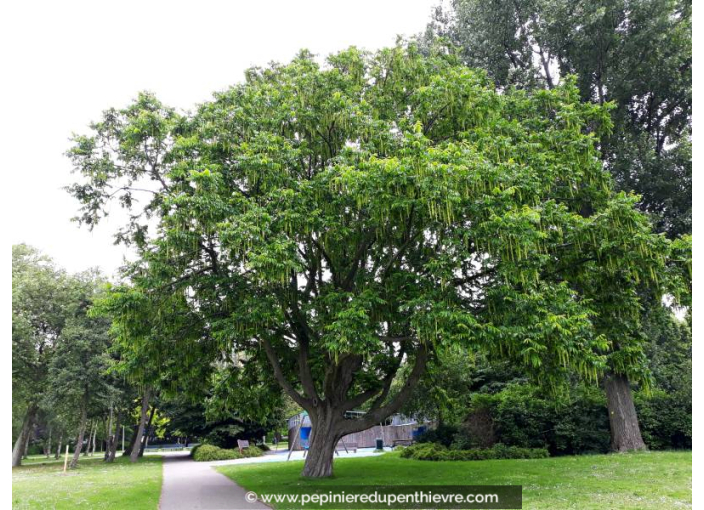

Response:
(421, 0), (691, 451)
(69, 45), (674, 477)
(12, 245), (73, 467)
(44, 274), (112, 469)
(422, 0), (691, 236)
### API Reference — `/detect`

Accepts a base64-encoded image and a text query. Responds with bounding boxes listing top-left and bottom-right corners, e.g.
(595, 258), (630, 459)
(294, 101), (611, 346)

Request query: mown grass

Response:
(218, 450), (691, 509)
(12, 455), (163, 509)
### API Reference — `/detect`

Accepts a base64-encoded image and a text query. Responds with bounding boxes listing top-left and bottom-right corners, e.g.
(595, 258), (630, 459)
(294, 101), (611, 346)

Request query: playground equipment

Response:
(286, 411), (350, 460)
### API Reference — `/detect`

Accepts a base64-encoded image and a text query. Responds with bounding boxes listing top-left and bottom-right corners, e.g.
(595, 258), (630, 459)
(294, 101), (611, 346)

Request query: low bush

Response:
(191, 444), (264, 462)
(400, 442), (548, 461)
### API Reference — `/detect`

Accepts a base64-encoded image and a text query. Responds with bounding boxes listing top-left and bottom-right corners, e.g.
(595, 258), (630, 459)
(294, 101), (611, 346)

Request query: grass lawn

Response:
(217, 450), (691, 509)
(12, 455), (163, 509)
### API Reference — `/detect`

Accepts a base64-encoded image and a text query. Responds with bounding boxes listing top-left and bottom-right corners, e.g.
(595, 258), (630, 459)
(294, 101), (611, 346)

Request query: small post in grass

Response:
(62, 444), (69, 473)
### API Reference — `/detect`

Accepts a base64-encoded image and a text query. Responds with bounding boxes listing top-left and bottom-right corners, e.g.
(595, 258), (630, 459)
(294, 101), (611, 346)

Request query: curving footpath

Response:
(159, 453), (271, 510)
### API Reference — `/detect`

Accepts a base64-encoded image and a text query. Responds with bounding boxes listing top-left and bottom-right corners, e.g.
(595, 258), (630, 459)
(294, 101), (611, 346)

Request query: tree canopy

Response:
(68, 44), (676, 476)
(423, 0), (691, 237)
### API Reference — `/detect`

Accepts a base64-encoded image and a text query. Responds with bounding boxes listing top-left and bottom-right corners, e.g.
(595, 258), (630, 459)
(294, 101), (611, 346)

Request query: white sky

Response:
(3, 0), (437, 278)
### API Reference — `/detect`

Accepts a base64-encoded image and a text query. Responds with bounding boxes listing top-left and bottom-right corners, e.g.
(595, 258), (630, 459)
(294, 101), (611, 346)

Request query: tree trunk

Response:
(106, 412), (121, 462)
(130, 389), (150, 463)
(122, 424), (139, 456)
(69, 399), (89, 469)
(138, 405), (156, 458)
(44, 427), (52, 458)
(301, 409), (340, 478)
(83, 422), (93, 456)
(55, 432), (63, 460)
(104, 407), (114, 462)
(605, 374), (647, 452)
(90, 421), (97, 455)
(12, 402), (38, 467)
(22, 427), (32, 459)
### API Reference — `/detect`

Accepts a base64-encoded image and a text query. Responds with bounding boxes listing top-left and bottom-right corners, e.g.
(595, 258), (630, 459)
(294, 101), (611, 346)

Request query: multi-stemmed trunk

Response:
(605, 374), (646, 452)
(69, 398), (89, 469)
(130, 389), (151, 463)
(301, 406), (342, 478)
(12, 402), (38, 467)
(105, 412), (120, 462)
(263, 342), (429, 478)
(138, 405), (156, 458)
(122, 424), (139, 457)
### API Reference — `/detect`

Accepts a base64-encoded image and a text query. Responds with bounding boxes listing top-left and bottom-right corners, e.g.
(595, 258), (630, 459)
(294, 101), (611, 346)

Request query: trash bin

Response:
(375, 438), (384, 450)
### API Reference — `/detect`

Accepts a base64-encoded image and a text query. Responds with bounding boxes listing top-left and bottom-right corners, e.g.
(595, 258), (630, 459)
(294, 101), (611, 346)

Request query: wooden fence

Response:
(287, 423), (420, 450)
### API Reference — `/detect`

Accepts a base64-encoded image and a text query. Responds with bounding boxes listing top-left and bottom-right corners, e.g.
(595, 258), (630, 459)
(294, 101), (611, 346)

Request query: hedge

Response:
(191, 444), (264, 462)
(400, 442), (549, 461)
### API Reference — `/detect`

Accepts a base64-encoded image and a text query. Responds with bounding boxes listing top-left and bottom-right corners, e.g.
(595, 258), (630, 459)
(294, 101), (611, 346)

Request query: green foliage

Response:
(424, 0), (692, 237)
(399, 442), (548, 461)
(466, 384), (611, 455)
(414, 425), (459, 448)
(635, 390), (691, 450)
(191, 444), (264, 462)
(69, 44), (676, 440)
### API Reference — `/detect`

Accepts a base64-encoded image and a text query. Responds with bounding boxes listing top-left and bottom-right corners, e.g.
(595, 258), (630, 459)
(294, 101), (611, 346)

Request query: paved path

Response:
(159, 453), (270, 510)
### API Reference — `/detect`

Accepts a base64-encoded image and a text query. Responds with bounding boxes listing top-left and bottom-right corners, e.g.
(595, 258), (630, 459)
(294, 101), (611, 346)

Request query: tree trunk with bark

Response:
(130, 389), (151, 463)
(138, 405), (156, 458)
(44, 428), (52, 458)
(122, 424), (139, 456)
(106, 412), (121, 462)
(55, 432), (63, 460)
(69, 398), (89, 469)
(12, 402), (38, 467)
(83, 422), (93, 456)
(274, 346), (430, 478)
(605, 374), (647, 452)
(22, 428), (31, 459)
(301, 406), (342, 478)
(90, 421), (97, 455)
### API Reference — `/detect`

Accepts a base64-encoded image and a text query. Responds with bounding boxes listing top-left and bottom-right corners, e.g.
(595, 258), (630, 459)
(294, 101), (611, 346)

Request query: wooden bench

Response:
(335, 441), (357, 453)
(237, 439), (250, 454)
(392, 439), (414, 448)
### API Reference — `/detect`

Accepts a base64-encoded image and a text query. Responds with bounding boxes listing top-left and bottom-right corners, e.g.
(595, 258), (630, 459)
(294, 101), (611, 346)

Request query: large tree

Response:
(68, 45), (674, 477)
(421, 0), (691, 452)
(12, 245), (75, 467)
(45, 309), (112, 469)
(423, 0), (691, 237)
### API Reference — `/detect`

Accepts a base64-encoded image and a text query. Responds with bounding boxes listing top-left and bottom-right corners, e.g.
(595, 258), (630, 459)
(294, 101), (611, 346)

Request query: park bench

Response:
(335, 441), (357, 453)
(237, 439), (250, 454)
(391, 439), (414, 448)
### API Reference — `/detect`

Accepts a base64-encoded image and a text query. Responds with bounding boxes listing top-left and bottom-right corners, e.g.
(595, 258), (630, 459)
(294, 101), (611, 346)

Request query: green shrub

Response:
(245, 446), (265, 457)
(635, 389), (692, 450)
(191, 444), (264, 462)
(463, 384), (611, 455)
(192, 444), (243, 461)
(401, 442), (548, 461)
